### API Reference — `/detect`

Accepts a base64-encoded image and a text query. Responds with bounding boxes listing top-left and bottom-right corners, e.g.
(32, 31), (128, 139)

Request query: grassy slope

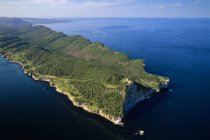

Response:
(0, 18), (168, 118)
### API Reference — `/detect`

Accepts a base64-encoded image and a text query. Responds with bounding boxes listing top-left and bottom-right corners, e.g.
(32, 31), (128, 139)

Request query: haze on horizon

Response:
(0, 0), (210, 18)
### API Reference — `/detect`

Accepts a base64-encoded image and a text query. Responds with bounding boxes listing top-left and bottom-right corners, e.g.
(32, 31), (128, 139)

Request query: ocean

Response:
(0, 18), (210, 140)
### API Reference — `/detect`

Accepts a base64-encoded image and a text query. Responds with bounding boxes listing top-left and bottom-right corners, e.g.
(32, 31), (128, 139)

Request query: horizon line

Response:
(1, 16), (210, 19)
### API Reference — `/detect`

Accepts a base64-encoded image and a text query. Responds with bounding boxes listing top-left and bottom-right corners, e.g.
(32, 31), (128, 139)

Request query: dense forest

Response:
(0, 17), (168, 118)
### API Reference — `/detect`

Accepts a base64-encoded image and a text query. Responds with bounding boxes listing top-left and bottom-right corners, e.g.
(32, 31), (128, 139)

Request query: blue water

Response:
(42, 18), (210, 140)
(0, 58), (126, 140)
(0, 18), (210, 140)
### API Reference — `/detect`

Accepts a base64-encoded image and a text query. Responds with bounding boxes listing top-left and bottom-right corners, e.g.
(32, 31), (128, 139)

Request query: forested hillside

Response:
(0, 18), (168, 118)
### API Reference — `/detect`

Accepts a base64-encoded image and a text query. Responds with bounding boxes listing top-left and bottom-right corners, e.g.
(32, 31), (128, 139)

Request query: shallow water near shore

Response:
(0, 18), (210, 140)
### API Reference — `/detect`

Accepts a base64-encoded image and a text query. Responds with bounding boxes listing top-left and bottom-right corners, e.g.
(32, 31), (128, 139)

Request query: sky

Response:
(0, 0), (210, 18)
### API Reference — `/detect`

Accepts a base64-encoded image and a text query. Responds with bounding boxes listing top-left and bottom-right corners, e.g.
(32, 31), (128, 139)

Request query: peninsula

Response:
(0, 17), (169, 124)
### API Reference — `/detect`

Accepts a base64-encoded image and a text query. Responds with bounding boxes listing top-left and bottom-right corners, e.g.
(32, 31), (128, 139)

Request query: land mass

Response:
(23, 18), (72, 24)
(0, 17), (169, 124)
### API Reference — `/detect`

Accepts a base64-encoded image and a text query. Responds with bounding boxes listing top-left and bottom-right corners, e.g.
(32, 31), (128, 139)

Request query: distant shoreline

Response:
(23, 18), (73, 25)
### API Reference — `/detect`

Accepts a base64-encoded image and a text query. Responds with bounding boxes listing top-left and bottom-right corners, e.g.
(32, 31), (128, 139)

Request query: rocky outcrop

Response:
(123, 80), (169, 116)
(159, 79), (170, 90)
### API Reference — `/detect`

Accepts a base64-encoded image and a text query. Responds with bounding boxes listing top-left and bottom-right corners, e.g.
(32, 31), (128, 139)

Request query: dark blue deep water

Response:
(1, 18), (210, 140)
(0, 57), (126, 140)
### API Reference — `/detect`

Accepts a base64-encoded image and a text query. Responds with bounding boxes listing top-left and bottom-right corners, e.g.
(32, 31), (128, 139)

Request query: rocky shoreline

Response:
(0, 53), (169, 125)
(0, 54), (123, 125)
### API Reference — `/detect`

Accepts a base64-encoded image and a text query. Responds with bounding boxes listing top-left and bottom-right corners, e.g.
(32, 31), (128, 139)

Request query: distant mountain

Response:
(0, 17), (31, 27)
(23, 18), (71, 24)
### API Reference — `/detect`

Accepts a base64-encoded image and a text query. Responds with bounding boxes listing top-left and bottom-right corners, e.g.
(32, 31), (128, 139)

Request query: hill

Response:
(0, 18), (169, 124)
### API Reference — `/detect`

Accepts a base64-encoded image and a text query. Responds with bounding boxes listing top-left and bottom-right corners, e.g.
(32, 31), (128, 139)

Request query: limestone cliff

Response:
(123, 80), (169, 116)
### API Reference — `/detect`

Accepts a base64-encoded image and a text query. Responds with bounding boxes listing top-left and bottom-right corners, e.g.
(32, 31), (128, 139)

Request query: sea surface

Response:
(1, 18), (210, 140)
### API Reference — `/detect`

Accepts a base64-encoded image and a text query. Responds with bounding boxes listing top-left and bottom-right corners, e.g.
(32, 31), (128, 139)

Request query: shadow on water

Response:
(31, 78), (170, 140)
(1, 56), (173, 140)
(35, 81), (133, 140)
(0, 57), (133, 140)
(123, 89), (169, 121)
(122, 89), (170, 140)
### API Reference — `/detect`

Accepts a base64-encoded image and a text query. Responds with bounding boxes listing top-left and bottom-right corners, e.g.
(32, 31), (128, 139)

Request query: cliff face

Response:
(123, 80), (169, 116)
(124, 82), (154, 115)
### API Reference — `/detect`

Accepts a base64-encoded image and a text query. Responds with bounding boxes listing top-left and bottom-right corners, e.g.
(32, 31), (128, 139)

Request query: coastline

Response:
(0, 52), (169, 126)
(0, 17), (170, 127)
(0, 54), (123, 125)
